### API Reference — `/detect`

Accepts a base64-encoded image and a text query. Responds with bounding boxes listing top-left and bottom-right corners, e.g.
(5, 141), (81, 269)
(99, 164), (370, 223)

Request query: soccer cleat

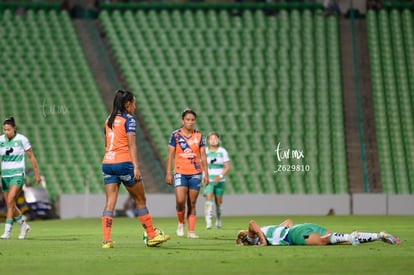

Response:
(187, 232), (199, 239)
(379, 232), (400, 245)
(216, 219), (221, 229)
(176, 223), (184, 237)
(18, 224), (31, 240)
(1, 232), (11, 239)
(206, 219), (212, 229)
(147, 233), (171, 247)
(349, 231), (360, 246)
(102, 241), (114, 249)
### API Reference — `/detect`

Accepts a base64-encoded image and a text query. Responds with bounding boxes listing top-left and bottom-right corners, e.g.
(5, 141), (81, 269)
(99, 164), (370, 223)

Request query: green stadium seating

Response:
(99, 6), (347, 194)
(367, 9), (414, 194)
(0, 9), (109, 201)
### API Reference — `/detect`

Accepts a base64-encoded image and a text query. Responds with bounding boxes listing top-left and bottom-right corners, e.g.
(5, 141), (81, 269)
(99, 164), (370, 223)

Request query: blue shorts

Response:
(102, 162), (137, 186)
(174, 173), (202, 191)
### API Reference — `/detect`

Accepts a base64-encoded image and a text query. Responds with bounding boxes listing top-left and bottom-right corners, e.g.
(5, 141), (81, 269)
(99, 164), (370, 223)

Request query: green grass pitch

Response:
(0, 215), (413, 275)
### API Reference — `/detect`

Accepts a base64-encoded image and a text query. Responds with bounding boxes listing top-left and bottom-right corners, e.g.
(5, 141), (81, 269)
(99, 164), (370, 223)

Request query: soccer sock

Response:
(136, 207), (155, 239)
(204, 200), (213, 225)
(329, 232), (351, 244)
(4, 219), (13, 234)
(216, 203), (222, 221)
(358, 232), (379, 243)
(102, 211), (113, 242)
(14, 215), (25, 226)
(188, 215), (196, 232)
(176, 210), (185, 225)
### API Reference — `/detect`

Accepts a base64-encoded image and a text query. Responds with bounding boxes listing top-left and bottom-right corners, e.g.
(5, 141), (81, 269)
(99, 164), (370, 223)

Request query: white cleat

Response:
(1, 232), (11, 240)
(18, 224), (31, 239)
(216, 219), (221, 229)
(176, 223), (184, 237)
(187, 232), (199, 239)
(379, 232), (401, 245)
(206, 219), (212, 229)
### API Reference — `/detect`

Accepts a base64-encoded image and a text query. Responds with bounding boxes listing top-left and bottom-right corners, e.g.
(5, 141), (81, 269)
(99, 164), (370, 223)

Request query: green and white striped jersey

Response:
(261, 225), (290, 246)
(206, 146), (230, 182)
(0, 133), (31, 178)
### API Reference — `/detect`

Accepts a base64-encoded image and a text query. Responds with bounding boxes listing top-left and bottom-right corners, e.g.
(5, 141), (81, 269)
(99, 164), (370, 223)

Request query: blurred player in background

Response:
(166, 108), (208, 238)
(101, 89), (170, 248)
(204, 132), (231, 229)
(236, 219), (400, 246)
(0, 117), (41, 239)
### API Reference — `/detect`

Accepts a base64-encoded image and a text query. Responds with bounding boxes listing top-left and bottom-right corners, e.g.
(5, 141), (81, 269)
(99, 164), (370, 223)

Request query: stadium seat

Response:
(97, 6), (348, 194)
(0, 8), (109, 200)
(366, 9), (414, 194)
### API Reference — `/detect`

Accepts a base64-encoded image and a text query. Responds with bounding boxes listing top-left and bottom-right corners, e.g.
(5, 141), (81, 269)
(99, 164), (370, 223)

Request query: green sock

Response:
(14, 215), (25, 226)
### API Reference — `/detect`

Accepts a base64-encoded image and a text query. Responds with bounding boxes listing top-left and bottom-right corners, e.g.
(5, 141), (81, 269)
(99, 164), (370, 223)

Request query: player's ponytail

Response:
(107, 90), (134, 129)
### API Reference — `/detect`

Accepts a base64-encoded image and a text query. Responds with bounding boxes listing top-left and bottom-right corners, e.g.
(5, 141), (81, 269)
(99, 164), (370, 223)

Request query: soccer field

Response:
(0, 215), (412, 275)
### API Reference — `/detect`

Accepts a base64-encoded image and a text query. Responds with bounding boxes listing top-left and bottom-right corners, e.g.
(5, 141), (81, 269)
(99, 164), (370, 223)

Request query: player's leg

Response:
(173, 173), (188, 236)
(101, 164), (120, 247)
(290, 224), (359, 245)
(357, 232), (400, 245)
(289, 224), (338, 245)
(11, 176), (31, 239)
(204, 184), (214, 229)
(14, 204), (30, 240)
(2, 184), (22, 239)
(125, 178), (170, 247)
(214, 182), (225, 229)
(2, 177), (25, 239)
(305, 231), (357, 246)
(187, 173), (202, 238)
(102, 182), (119, 247)
(305, 233), (331, 245)
(1, 190), (12, 239)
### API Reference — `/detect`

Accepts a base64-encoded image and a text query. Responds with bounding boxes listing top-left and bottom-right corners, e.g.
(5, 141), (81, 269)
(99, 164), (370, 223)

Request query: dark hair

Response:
(181, 108), (197, 120)
(107, 90), (135, 129)
(3, 116), (16, 127)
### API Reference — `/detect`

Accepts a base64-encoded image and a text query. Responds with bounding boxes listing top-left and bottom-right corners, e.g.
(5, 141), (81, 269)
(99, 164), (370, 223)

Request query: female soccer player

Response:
(166, 108), (208, 238)
(101, 90), (170, 248)
(236, 219), (400, 246)
(204, 132), (231, 229)
(0, 117), (41, 239)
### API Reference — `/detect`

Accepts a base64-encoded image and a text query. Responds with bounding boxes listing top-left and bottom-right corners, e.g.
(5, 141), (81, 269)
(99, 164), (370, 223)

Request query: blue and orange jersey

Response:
(168, 129), (205, 175)
(102, 113), (136, 164)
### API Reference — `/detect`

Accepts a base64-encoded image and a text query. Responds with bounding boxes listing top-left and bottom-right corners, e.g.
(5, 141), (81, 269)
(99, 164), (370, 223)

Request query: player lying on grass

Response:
(236, 219), (400, 246)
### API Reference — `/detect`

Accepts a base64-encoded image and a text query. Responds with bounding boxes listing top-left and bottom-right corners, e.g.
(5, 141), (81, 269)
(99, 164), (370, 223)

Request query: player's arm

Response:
(213, 161), (231, 183)
(165, 146), (175, 185)
(127, 133), (141, 181)
(221, 161), (231, 177)
(26, 149), (41, 183)
(279, 219), (294, 228)
(200, 146), (209, 185)
(103, 125), (107, 148)
(248, 220), (267, 246)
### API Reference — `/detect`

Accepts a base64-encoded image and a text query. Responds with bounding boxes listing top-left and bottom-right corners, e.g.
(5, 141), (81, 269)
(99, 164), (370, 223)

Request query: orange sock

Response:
(138, 213), (155, 239)
(188, 215), (196, 232)
(176, 210), (185, 225)
(102, 216), (113, 242)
